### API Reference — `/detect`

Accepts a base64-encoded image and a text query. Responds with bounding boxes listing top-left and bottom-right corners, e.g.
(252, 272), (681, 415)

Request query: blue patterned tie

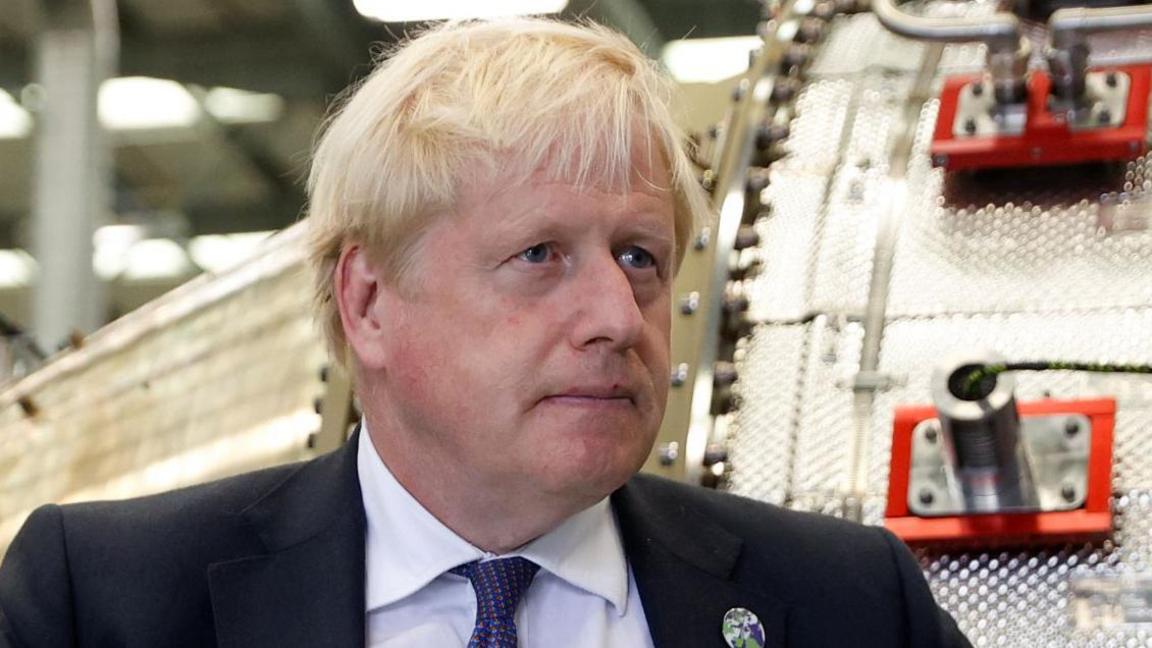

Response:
(451, 557), (540, 647)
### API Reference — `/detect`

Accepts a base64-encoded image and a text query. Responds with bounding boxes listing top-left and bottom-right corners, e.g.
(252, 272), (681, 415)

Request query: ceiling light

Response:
(93, 224), (146, 279)
(661, 36), (762, 84)
(0, 90), (31, 139)
(122, 238), (194, 281)
(188, 231), (275, 274)
(204, 88), (285, 124)
(0, 250), (37, 288)
(353, 0), (568, 22)
(99, 77), (200, 130)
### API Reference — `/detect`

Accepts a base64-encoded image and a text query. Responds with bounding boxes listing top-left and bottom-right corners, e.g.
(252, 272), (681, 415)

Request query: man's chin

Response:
(533, 444), (650, 499)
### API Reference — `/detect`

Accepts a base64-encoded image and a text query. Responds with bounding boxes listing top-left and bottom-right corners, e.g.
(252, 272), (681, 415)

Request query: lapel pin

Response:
(722, 607), (765, 648)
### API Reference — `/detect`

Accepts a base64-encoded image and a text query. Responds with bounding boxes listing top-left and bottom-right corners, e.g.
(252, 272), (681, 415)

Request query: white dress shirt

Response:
(357, 425), (656, 647)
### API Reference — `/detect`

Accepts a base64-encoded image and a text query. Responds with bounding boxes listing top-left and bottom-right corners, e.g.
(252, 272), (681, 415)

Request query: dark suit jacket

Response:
(0, 433), (970, 647)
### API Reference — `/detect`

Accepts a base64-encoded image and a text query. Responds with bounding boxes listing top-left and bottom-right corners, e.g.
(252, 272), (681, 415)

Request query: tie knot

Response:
(451, 557), (540, 618)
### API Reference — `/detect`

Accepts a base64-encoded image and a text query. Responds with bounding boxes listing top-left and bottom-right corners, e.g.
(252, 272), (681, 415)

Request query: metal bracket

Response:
(951, 79), (1027, 138)
(909, 414), (1091, 516)
(1061, 70), (1131, 131)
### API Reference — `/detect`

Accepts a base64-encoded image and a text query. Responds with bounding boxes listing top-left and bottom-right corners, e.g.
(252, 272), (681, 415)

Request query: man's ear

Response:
(335, 245), (390, 370)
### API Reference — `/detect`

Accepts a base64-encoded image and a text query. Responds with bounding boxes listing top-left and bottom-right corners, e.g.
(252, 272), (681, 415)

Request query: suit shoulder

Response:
(621, 473), (900, 605)
(59, 457), (308, 525)
(625, 473), (884, 550)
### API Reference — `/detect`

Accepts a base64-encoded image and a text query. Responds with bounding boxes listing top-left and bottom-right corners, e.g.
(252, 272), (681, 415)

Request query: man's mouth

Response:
(542, 385), (636, 406)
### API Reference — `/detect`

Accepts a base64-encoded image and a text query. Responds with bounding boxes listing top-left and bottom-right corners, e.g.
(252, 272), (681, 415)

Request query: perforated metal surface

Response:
(726, 323), (809, 504)
(749, 72), (924, 320)
(887, 159), (1152, 318)
(726, 8), (1152, 646)
(924, 490), (1152, 647)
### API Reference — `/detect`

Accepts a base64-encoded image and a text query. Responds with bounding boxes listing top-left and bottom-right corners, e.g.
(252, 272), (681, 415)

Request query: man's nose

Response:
(567, 254), (645, 352)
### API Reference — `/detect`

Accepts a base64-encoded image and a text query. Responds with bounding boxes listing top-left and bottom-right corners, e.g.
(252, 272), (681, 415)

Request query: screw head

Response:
(1098, 108), (1112, 125)
(1106, 72), (1118, 88)
(658, 442), (680, 466)
(971, 81), (984, 96)
(1064, 418), (1081, 437)
(963, 118), (977, 135)
(924, 427), (938, 443)
(1061, 483), (1077, 502)
(918, 489), (935, 506)
(680, 292), (700, 315)
(693, 228), (711, 250)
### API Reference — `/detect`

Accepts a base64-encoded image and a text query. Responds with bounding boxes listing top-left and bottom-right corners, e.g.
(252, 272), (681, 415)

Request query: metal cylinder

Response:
(1046, 40), (1089, 103)
(931, 353), (1037, 512)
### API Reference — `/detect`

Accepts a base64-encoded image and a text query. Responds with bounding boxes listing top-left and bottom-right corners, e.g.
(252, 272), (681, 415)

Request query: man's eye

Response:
(619, 246), (656, 269)
(517, 244), (552, 264)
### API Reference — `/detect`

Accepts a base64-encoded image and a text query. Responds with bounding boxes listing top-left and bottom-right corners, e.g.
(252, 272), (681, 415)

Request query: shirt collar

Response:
(358, 420), (630, 616)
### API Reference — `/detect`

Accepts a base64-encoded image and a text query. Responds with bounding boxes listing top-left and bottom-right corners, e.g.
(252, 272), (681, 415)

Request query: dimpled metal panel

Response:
(725, 323), (809, 504)
(746, 172), (828, 322)
(887, 158), (1152, 318)
(789, 316), (864, 497)
(924, 491), (1152, 647)
(746, 72), (922, 320)
(725, 6), (1152, 645)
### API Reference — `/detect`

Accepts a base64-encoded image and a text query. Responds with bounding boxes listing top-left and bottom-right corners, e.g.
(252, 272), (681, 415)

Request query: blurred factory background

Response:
(0, 0), (754, 356)
(5, 1), (1152, 646)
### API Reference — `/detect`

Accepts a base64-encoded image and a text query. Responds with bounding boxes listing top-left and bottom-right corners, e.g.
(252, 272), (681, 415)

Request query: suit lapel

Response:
(613, 477), (789, 648)
(208, 431), (366, 648)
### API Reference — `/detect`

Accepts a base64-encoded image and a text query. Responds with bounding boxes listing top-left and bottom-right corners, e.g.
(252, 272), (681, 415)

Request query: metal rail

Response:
(872, 0), (1028, 102)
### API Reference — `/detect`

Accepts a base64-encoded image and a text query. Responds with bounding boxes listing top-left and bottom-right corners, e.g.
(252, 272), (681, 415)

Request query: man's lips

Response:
(540, 385), (637, 405)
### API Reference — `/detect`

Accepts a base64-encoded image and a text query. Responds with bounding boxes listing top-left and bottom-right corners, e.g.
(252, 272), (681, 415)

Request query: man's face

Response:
(373, 149), (675, 502)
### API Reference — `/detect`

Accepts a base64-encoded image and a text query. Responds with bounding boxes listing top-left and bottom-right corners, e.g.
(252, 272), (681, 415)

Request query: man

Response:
(0, 18), (971, 648)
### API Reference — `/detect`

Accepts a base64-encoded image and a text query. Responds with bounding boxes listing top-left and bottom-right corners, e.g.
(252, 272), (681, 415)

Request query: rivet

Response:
(680, 292), (700, 315)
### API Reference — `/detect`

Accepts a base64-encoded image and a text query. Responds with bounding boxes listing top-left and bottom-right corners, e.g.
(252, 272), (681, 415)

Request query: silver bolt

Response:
(694, 228), (711, 251)
(670, 363), (690, 387)
(1061, 483), (1077, 502)
(680, 292), (700, 315)
(658, 442), (680, 466)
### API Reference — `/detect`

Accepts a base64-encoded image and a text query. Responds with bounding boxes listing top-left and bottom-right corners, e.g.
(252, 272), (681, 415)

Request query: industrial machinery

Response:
(3, 0), (1152, 644)
(648, 0), (1152, 643)
(885, 354), (1118, 546)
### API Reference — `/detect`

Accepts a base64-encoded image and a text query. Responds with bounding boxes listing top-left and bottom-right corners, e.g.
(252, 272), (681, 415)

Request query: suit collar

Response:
(204, 432), (790, 648)
(208, 429), (366, 648)
(613, 475), (790, 648)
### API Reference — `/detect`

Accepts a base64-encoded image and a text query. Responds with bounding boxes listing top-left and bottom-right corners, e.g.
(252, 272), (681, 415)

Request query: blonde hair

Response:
(306, 17), (709, 363)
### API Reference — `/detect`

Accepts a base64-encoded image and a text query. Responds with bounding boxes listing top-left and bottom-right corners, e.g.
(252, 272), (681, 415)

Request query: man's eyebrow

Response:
(621, 213), (675, 242)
